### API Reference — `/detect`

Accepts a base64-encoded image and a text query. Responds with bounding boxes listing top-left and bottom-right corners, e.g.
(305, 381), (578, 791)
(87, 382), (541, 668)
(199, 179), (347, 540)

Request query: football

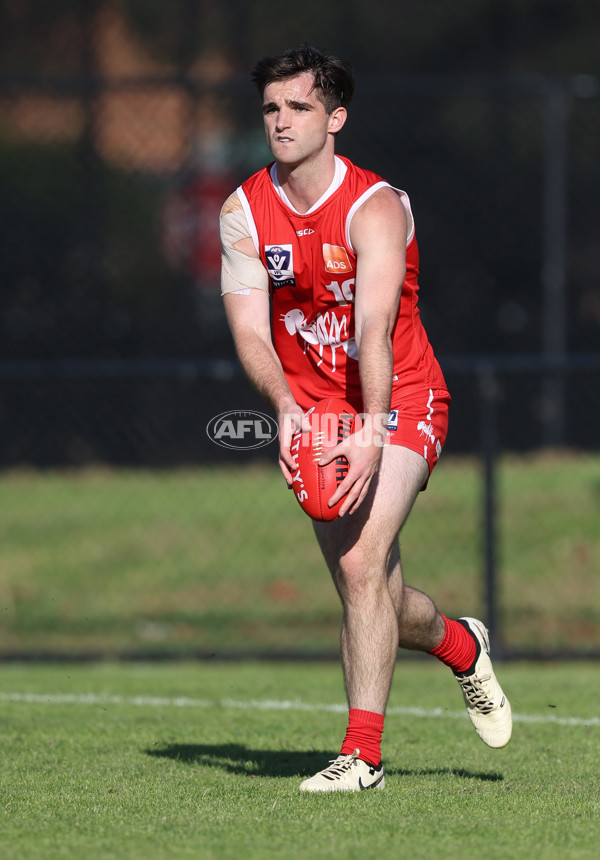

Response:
(290, 397), (359, 521)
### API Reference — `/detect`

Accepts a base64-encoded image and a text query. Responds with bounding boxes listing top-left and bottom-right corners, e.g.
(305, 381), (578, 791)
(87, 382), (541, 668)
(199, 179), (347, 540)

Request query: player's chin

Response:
(270, 144), (301, 166)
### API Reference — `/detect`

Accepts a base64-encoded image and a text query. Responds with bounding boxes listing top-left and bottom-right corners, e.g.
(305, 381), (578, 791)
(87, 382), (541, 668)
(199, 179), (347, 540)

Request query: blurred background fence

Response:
(0, 0), (599, 660)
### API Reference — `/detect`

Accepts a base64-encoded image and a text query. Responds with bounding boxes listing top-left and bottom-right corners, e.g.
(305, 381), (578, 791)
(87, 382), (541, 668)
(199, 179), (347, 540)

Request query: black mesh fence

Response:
(0, 1), (599, 659)
(0, 360), (599, 467)
(0, 361), (598, 660)
(1, 6), (599, 366)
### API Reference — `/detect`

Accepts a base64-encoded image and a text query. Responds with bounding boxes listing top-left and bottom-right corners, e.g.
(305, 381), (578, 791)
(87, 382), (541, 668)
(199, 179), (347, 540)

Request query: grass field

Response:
(0, 452), (598, 657)
(1, 456), (598, 856)
(1, 659), (599, 859)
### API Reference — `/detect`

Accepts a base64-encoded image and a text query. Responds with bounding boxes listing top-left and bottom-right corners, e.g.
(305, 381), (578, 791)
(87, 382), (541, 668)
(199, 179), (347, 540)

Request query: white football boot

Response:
(455, 617), (512, 748)
(299, 749), (385, 792)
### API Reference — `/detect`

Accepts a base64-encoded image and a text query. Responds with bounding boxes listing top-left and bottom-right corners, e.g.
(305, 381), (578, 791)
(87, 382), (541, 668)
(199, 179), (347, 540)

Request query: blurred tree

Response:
(1, 0), (599, 78)
(0, 0), (85, 75)
(0, 0), (598, 361)
(116, 0), (600, 76)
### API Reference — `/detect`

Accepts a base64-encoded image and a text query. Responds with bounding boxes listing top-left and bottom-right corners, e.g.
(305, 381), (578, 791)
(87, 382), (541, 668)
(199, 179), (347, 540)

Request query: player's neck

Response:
(275, 155), (337, 214)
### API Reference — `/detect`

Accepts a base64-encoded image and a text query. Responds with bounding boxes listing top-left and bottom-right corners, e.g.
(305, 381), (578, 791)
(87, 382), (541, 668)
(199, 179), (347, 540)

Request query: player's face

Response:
(262, 73), (346, 167)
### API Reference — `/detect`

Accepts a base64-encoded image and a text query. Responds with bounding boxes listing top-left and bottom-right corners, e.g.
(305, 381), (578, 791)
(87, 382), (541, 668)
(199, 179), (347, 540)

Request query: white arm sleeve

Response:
(220, 206), (269, 295)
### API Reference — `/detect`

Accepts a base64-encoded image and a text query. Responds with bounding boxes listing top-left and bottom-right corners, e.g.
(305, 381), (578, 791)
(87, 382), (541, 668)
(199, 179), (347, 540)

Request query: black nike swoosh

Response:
(358, 773), (384, 791)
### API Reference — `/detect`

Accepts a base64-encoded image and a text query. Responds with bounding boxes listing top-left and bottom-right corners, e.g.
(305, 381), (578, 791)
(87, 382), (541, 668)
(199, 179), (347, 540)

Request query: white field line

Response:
(0, 692), (598, 727)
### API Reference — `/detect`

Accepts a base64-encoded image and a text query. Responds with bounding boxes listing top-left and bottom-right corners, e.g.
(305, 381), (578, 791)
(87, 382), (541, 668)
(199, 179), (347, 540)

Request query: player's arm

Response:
(320, 187), (407, 515)
(220, 192), (305, 482)
(353, 186), (407, 428)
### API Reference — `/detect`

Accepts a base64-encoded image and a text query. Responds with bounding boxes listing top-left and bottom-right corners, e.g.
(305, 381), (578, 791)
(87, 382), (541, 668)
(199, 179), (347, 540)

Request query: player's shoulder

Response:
(340, 155), (385, 187)
(354, 184), (407, 222)
(220, 190), (242, 219)
(349, 184), (409, 252)
(221, 163), (274, 218)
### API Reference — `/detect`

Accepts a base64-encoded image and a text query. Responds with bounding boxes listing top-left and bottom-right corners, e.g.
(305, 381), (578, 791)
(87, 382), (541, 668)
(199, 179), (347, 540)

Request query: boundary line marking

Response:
(0, 692), (598, 727)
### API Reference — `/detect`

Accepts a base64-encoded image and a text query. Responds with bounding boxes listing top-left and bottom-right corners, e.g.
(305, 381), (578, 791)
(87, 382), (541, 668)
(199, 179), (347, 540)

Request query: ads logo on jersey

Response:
(265, 244), (296, 288)
(322, 244), (353, 274)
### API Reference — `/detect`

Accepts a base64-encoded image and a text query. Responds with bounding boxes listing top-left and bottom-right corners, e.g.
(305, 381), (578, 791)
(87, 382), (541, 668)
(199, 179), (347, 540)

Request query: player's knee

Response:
(335, 550), (387, 597)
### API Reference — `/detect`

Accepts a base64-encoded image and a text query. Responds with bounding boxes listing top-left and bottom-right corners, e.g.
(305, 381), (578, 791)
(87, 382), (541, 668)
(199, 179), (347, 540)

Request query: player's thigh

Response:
(313, 444), (429, 573)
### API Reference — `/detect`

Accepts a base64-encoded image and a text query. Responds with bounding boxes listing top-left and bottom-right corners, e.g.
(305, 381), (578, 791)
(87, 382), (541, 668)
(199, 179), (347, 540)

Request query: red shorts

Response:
(385, 387), (451, 483)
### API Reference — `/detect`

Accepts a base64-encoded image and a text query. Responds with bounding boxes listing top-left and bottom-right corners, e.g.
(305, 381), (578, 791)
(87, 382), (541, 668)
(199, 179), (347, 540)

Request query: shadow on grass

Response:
(390, 766), (504, 782)
(145, 743), (504, 782)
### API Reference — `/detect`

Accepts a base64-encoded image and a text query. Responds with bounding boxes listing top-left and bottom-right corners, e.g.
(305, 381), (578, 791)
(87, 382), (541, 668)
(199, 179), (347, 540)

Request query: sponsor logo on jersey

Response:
(296, 228), (314, 236)
(322, 244), (353, 274)
(265, 244), (295, 288)
(279, 306), (358, 373)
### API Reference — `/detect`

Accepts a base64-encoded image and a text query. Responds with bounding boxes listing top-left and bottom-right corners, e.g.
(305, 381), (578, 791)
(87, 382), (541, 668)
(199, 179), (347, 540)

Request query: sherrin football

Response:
(290, 397), (359, 521)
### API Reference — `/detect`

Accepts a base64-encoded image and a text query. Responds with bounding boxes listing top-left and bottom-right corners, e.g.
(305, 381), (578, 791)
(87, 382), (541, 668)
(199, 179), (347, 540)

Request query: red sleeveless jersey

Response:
(238, 155), (447, 412)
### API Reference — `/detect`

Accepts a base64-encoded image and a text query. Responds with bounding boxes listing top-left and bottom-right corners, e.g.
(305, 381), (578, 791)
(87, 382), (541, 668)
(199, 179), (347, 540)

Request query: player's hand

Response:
(277, 402), (311, 487)
(318, 416), (385, 516)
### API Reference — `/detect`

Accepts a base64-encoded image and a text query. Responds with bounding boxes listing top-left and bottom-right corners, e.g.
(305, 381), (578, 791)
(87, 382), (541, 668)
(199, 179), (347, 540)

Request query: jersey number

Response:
(324, 278), (355, 305)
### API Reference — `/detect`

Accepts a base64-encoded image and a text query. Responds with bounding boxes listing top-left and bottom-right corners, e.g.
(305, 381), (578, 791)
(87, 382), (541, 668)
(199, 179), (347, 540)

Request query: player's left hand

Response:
(278, 402), (311, 487)
(318, 417), (385, 516)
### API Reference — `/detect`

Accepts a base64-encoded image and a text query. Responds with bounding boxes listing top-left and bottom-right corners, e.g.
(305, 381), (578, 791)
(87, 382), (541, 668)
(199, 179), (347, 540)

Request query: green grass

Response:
(1, 660), (599, 859)
(0, 452), (599, 656)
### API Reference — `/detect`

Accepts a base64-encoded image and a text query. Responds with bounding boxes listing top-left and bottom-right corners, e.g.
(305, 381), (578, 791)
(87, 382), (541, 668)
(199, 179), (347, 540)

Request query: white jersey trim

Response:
(241, 161), (416, 255)
(236, 185), (260, 254)
(345, 185), (415, 252)
(269, 156), (349, 215)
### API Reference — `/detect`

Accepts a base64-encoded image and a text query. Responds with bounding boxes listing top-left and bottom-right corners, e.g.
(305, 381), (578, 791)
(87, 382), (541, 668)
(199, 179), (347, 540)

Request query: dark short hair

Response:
(251, 45), (354, 114)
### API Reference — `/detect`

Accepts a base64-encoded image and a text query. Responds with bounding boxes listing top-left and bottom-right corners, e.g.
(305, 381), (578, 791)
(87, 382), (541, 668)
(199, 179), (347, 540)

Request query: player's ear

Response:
(328, 106), (347, 134)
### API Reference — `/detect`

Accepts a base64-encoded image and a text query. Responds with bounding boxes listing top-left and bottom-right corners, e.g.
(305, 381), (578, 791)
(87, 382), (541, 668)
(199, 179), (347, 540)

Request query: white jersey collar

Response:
(270, 156), (348, 215)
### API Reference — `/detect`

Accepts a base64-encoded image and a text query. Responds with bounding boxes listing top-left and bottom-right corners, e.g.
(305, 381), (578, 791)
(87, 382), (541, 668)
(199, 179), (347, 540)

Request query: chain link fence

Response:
(0, 2), (599, 658)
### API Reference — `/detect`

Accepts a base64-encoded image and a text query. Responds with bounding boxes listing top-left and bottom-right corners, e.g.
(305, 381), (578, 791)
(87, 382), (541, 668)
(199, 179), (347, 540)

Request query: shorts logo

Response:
(387, 409), (398, 431)
(323, 244), (353, 274)
(265, 244), (295, 288)
(417, 420), (436, 445)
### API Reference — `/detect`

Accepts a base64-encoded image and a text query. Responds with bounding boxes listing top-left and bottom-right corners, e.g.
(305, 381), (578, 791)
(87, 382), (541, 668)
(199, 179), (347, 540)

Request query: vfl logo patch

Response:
(323, 244), (353, 274)
(265, 244), (295, 288)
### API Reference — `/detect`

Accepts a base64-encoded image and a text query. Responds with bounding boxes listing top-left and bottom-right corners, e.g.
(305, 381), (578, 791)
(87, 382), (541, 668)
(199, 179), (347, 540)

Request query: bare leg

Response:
(313, 445), (444, 713)
(387, 540), (445, 650)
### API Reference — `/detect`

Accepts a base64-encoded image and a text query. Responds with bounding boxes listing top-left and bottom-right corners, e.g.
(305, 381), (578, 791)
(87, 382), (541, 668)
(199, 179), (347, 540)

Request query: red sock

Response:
(428, 615), (477, 673)
(340, 708), (385, 766)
